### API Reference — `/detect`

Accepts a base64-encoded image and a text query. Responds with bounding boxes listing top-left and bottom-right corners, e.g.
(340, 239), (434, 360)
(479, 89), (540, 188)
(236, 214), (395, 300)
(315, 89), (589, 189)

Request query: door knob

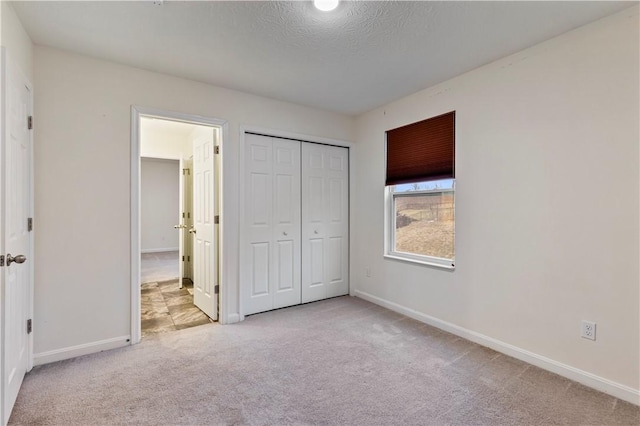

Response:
(6, 254), (26, 266)
(314, 230), (319, 234)
(189, 227), (196, 234)
(174, 224), (187, 229)
(283, 231), (288, 236)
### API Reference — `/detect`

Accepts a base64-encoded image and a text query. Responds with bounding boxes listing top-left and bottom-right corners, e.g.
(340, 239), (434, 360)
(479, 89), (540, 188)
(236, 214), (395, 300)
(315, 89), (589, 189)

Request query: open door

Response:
(1, 49), (32, 425)
(182, 159), (193, 283)
(192, 130), (217, 320)
(176, 158), (194, 288)
(177, 158), (186, 288)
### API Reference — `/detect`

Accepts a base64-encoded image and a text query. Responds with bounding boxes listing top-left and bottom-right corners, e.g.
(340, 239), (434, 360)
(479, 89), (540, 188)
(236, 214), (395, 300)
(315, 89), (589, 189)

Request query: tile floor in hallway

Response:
(141, 279), (213, 336)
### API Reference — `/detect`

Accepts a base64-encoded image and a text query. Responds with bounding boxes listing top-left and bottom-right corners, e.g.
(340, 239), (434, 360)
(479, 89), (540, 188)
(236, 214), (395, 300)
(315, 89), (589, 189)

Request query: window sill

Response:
(384, 253), (455, 271)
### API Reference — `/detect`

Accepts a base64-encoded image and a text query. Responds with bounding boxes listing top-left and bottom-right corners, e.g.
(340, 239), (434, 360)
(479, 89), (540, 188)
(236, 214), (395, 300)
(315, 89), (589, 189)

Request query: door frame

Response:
(238, 125), (354, 319)
(0, 47), (35, 423)
(130, 106), (228, 344)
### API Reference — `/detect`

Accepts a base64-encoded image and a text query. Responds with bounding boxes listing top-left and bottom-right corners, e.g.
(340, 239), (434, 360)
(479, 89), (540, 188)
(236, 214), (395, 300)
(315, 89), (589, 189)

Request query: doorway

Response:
(140, 155), (206, 336)
(131, 107), (227, 343)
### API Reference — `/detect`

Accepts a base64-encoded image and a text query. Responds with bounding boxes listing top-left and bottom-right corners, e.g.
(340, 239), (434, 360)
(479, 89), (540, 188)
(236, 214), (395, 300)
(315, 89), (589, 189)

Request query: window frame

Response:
(384, 181), (456, 270)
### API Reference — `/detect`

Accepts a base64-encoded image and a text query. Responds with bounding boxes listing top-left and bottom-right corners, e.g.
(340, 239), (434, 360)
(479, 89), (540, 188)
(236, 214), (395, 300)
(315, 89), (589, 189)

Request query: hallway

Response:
(141, 279), (212, 337)
(141, 251), (179, 284)
(140, 251), (210, 336)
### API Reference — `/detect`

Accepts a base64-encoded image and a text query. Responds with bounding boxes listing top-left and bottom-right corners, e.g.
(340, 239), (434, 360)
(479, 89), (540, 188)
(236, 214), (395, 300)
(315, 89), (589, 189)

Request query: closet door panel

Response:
(251, 242), (270, 296)
(272, 138), (301, 309)
(329, 178), (344, 223)
(328, 236), (343, 282)
(310, 238), (324, 286)
(325, 146), (349, 298)
(302, 144), (325, 302)
(302, 144), (349, 303)
(308, 177), (325, 223)
(242, 134), (274, 315)
(276, 240), (294, 291)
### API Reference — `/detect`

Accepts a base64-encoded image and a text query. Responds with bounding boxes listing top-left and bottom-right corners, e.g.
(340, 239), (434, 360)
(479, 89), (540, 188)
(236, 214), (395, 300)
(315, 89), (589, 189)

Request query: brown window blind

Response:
(385, 111), (455, 186)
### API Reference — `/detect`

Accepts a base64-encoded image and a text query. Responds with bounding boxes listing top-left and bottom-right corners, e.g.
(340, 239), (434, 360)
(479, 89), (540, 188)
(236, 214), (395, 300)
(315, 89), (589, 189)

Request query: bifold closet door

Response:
(241, 134), (301, 315)
(301, 143), (349, 303)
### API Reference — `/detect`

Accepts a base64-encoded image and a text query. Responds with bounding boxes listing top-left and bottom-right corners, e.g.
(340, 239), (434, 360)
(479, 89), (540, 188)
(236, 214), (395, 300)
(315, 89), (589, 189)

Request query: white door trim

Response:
(130, 106), (228, 344)
(240, 125), (353, 149)
(0, 46), (34, 425)
(238, 125), (354, 319)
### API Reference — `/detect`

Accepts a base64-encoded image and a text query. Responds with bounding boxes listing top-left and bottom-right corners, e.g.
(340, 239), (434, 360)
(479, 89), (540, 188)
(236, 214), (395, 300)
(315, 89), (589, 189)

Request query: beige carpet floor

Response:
(9, 296), (640, 425)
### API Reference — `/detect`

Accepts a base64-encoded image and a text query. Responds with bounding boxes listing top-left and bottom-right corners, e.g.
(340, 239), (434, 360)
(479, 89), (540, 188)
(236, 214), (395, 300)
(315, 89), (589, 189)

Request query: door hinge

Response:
(214, 215), (219, 224)
(187, 255), (190, 262)
(28, 217), (33, 232)
(182, 212), (185, 219)
(215, 146), (220, 155)
(0, 255), (4, 267)
(214, 285), (219, 294)
(182, 168), (190, 175)
(27, 319), (32, 334)
(27, 116), (33, 130)
(182, 255), (185, 262)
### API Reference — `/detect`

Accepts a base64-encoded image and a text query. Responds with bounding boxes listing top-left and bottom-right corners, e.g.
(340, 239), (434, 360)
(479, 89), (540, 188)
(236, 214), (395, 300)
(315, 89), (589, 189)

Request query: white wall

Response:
(141, 158), (180, 252)
(33, 45), (354, 358)
(0, 1), (33, 82)
(352, 6), (639, 400)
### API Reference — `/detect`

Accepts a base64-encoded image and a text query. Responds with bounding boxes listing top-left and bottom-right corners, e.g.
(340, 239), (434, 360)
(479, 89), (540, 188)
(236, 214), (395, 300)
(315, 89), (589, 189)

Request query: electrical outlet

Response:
(365, 268), (371, 278)
(581, 320), (596, 341)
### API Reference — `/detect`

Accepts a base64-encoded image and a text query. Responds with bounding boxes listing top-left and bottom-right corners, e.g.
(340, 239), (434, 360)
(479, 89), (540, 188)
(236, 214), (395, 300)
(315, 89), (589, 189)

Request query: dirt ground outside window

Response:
(394, 193), (454, 259)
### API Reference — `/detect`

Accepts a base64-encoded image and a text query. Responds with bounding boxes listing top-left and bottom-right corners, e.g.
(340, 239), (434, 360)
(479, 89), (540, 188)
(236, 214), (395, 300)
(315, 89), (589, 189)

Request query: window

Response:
(385, 112), (455, 268)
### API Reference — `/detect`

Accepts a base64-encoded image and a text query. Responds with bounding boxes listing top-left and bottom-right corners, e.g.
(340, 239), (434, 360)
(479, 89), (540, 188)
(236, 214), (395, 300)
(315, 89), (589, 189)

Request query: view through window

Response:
(391, 179), (454, 261)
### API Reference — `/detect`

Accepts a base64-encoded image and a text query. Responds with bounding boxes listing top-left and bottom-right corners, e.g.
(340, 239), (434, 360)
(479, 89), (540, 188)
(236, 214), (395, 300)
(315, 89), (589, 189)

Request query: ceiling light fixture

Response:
(314, 0), (339, 12)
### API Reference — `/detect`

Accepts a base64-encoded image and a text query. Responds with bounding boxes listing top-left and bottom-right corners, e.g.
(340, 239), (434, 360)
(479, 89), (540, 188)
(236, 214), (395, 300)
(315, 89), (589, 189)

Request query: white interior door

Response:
(178, 158), (185, 287)
(1, 50), (32, 425)
(176, 158), (194, 287)
(242, 134), (273, 315)
(183, 158), (193, 280)
(241, 134), (301, 316)
(302, 144), (349, 303)
(241, 135), (348, 315)
(192, 132), (217, 320)
(272, 138), (302, 309)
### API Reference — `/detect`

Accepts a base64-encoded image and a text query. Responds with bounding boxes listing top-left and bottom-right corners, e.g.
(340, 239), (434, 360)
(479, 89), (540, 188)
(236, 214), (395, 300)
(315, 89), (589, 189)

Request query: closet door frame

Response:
(238, 125), (354, 320)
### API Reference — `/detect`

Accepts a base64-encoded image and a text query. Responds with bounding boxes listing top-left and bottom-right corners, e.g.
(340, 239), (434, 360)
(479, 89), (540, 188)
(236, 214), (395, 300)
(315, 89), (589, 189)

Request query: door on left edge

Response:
(2, 50), (32, 425)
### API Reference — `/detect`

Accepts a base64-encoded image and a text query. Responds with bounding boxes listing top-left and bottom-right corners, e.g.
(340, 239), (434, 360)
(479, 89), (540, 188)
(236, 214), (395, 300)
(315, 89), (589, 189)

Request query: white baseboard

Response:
(33, 336), (131, 366)
(141, 247), (178, 254)
(354, 289), (640, 406)
(225, 313), (241, 324)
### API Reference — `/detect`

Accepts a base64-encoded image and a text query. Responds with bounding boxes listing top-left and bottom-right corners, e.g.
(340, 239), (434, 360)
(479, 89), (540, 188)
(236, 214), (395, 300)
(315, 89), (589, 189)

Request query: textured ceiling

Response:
(13, 1), (634, 115)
